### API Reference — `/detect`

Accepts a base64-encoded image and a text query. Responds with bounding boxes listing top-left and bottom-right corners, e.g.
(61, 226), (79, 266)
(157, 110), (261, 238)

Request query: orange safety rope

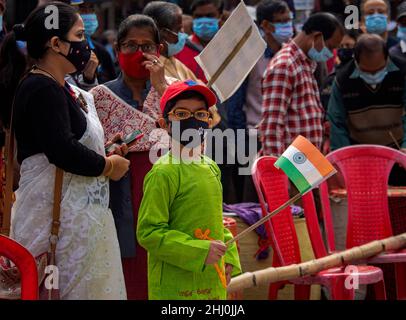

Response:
(195, 228), (227, 289)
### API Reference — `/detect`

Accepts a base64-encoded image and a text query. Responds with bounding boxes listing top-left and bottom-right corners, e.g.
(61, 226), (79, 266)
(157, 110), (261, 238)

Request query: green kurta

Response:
(137, 152), (241, 300)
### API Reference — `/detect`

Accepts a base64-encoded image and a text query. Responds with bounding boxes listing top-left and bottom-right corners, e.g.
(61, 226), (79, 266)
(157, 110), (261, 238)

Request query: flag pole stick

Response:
(225, 192), (303, 247)
(227, 232), (406, 293)
(388, 131), (402, 150)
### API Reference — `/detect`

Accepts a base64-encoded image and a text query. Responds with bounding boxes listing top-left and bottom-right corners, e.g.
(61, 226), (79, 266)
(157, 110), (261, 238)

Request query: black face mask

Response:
(59, 39), (91, 73)
(337, 48), (354, 64)
(170, 118), (209, 148)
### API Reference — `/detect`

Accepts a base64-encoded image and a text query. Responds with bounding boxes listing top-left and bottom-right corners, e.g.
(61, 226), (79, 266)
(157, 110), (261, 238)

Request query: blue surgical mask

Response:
(397, 26), (406, 42)
(308, 38), (333, 62)
(193, 17), (219, 41)
(365, 13), (388, 34)
(0, 15), (3, 33)
(167, 32), (188, 57)
(272, 21), (294, 44)
(359, 66), (388, 85)
(81, 13), (99, 36)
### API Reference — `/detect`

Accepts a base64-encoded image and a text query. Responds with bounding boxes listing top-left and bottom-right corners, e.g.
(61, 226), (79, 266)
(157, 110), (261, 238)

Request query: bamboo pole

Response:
(225, 193), (303, 247)
(227, 233), (406, 293)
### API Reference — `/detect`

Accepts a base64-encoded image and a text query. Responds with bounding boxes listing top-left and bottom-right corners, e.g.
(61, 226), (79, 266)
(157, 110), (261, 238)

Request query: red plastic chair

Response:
(252, 156), (386, 300)
(319, 145), (406, 300)
(0, 235), (38, 300)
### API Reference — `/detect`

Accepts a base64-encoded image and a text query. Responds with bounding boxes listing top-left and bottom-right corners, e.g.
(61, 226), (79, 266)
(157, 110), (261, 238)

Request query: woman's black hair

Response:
(163, 90), (208, 119)
(117, 14), (161, 48)
(13, 2), (78, 60)
(143, 1), (181, 31)
(0, 1), (79, 128)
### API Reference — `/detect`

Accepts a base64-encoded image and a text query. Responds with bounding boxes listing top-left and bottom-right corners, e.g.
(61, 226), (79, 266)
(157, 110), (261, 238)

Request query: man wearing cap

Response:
(137, 80), (241, 300)
(390, 1), (406, 72)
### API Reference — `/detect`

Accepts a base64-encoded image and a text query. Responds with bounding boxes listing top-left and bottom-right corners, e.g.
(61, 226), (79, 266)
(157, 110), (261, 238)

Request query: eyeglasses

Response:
(168, 108), (211, 122)
(120, 41), (158, 54)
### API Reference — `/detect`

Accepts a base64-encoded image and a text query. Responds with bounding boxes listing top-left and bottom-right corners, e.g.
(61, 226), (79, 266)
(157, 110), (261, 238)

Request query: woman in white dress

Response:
(0, 2), (129, 299)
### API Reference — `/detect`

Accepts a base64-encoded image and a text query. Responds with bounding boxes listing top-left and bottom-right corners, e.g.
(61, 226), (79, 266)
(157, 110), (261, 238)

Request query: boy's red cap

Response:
(160, 80), (217, 113)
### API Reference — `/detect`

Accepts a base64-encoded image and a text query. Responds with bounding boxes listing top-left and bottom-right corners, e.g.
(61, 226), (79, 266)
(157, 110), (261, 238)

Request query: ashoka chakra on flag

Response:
(274, 135), (337, 194)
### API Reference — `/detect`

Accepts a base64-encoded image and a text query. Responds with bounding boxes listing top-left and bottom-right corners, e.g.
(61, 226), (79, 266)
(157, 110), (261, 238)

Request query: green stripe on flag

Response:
(275, 156), (312, 194)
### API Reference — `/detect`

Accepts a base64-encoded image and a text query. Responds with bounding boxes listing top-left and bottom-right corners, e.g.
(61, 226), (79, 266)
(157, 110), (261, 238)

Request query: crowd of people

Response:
(0, 0), (405, 300)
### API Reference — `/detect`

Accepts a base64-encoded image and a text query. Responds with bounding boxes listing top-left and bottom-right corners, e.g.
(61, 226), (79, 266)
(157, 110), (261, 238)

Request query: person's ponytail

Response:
(0, 24), (28, 129)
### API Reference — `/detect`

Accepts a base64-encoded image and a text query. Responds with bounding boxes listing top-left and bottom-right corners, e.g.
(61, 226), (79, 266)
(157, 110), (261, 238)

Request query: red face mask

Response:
(118, 51), (158, 80)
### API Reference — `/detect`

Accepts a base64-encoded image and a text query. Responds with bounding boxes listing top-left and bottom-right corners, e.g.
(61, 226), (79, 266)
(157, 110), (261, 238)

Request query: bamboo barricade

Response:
(227, 233), (406, 293)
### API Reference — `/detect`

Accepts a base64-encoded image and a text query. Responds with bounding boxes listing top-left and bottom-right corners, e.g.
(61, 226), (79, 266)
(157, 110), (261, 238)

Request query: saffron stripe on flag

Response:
(275, 156), (312, 194)
(282, 145), (324, 186)
(291, 135), (335, 177)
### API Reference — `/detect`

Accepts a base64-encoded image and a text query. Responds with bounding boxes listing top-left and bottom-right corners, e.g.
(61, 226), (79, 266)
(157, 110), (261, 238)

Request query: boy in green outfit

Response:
(137, 80), (241, 300)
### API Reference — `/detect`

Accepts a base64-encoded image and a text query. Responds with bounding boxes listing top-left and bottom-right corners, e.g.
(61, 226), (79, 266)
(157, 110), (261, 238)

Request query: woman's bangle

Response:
(105, 158), (114, 177)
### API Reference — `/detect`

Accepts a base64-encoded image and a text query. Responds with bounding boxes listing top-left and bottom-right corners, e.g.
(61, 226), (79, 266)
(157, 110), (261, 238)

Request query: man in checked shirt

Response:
(260, 12), (344, 156)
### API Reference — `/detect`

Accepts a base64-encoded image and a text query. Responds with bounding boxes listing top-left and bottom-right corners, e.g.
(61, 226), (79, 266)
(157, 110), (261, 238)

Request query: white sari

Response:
(10, 86), (126, 300)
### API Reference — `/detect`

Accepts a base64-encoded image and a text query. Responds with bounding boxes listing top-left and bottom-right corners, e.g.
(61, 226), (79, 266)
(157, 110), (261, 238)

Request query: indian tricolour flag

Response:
(275, 135), (337, 194)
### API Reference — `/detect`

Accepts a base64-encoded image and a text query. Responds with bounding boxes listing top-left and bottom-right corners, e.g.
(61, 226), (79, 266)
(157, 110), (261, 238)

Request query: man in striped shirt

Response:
(260, 13), (344, 156)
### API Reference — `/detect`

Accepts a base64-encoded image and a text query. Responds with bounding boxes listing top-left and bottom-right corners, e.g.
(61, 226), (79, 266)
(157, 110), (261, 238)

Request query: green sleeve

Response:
(209, 160), (241, 276)
(327, 82), (351, 151)
(402, 80), (406, 148)
(223, 228), (242, 277)
(137, 167), (211, 273)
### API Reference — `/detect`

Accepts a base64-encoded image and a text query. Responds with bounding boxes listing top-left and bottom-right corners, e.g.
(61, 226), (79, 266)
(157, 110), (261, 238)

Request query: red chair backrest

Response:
(320, 145), (406, 249)
(252, 156), (327, 267)
(0, 235), (38, 300)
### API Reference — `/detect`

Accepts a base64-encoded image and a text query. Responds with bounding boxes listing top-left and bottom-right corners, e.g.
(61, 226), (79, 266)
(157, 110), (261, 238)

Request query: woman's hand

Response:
(104, 155), (130, 181)
(105, 133), (129, 156)
(142, 53), (167, 96)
